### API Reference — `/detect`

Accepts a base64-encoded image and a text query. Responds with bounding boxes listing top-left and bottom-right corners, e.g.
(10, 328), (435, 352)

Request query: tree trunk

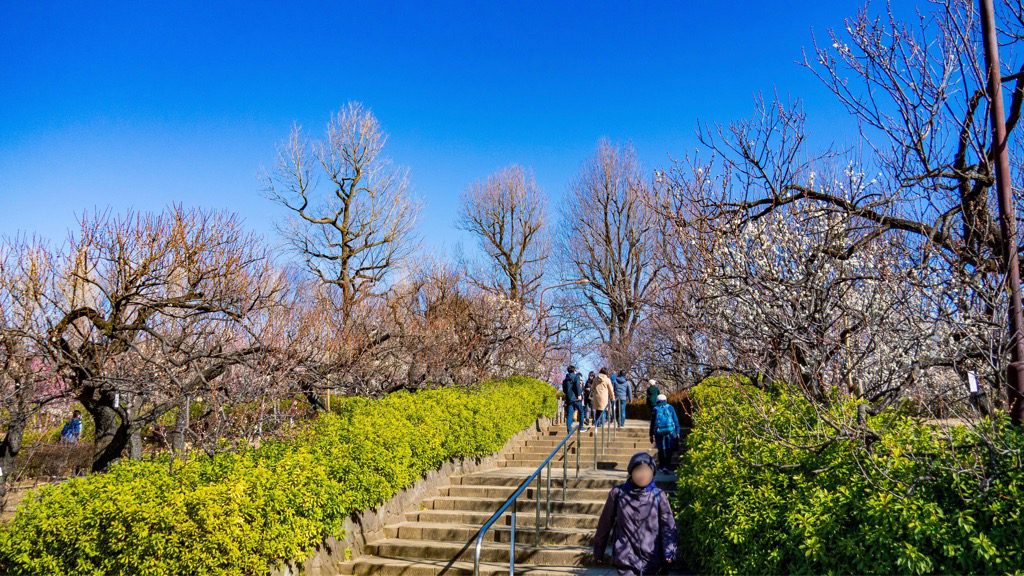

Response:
(127, 393), (144, 460)
(79, 386), (130, 473)
(171, 402), (185, 455)
(301, 381), (326, 412)
(0, 416), (27, 511)
(127, 425), (143, 460)
(170, 395), (191, 460)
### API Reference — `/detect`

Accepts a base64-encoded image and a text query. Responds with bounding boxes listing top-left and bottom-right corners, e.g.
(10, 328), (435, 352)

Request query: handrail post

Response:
(593, 419), (598, 468)
(602, 419), (606, 454)
(510, 498), (516, 574)
(562, 440), (567, 500)
(575, 424), (580, 477)
(475, 526), (483, 574)
(609, 401), (614, 438)
(545, 458), (552, 528)
(534, 470), (541, 545)
(472, 423), (579, 576)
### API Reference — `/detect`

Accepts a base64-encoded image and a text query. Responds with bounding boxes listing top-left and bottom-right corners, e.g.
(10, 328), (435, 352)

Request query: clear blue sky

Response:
(1, 1), (898, 255)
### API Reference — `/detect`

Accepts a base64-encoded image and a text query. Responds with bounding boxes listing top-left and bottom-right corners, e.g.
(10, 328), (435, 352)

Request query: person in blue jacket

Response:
(613, 370), (633, 427)
(561, 365), (585, 433)
(649, 394), (681, 473)
(60, 410), (83, 444)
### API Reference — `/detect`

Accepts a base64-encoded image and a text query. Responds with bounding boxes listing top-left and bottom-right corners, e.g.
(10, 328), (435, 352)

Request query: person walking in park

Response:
(562, 365), (585, 433)
(649, 394), (681, 473)
(593, 368), (616, 427)
(614, 370), (633, 427)
(645, 379), (660, 411)
(60, 410), (83, 444)
(593, 452), (678, 575)
(583, 371), (596, 425)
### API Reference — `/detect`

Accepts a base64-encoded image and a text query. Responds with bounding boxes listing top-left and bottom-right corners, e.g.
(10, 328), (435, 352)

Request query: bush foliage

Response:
(0, 376), (555, 576)
(675, 376), (1024, 575)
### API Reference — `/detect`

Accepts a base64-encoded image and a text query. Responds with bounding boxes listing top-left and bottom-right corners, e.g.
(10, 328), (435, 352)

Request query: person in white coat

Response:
(592, 368), (616, 426)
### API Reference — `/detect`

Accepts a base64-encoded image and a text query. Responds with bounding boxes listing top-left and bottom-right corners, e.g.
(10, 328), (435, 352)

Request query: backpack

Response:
(653, 403), (676, 435)
(61, 420), (78, 442)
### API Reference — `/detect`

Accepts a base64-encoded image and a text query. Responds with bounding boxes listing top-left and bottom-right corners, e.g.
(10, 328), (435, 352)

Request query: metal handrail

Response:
(472, 417), (583, 575)
(595, 398), (619, 467)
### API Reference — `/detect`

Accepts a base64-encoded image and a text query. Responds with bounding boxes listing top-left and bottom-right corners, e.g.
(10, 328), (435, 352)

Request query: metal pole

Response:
(510, 499), (516, 575)
(475, 537), (482, 576)
(602, 418), (606, 454)
(594, 420), (598, 468)
(545, 459), (552, 528)
(562, 441), (567, 500)
(535, 472), (540, 545)
(575, 424), (581, 477)
(613, 402), (618, 438)
(981, 0), (1024, 425)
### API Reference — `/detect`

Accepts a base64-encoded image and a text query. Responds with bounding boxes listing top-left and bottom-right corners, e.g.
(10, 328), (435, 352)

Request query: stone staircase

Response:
(337, 419), (681, 575)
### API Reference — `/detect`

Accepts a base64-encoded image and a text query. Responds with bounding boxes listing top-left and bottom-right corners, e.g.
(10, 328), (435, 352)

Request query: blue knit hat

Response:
(627, 451), (657, 475)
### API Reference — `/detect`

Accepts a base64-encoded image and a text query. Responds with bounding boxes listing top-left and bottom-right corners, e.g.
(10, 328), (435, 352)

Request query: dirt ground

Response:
(1, 479), (56, 523)
(1, 442), (92, 523)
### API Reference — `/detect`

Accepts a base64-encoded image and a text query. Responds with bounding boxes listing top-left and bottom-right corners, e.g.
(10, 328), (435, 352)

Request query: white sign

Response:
(967, 371), (979, 394)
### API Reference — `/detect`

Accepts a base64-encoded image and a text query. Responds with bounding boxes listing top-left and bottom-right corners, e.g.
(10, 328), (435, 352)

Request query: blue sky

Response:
(1, 1), (891, 256)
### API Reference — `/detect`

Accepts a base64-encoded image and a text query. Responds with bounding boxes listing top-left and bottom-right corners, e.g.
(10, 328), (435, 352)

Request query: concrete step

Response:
(523, 438), (654, 450)
(367, 538), (593, 565)
(442, 484), (625, 501)
(452, 471), (677, 491)
(506, 447), (656, 460)
(534, 439), (649, 449)
(387, 521), (595, 546)
(338, 556), (625, 576)
(423, 495), (606, 515)
(406, 508), (602, 530)
(498, 458), (634, 470)
(539, 433), (648, 442)
(541, 429), (651, 441)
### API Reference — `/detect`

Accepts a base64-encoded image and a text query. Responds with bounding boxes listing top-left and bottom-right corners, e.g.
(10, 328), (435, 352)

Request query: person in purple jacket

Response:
(593, 452), (678, 575)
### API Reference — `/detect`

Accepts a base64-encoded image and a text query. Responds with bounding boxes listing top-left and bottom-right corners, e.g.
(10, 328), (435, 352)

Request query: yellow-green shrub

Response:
(675, 376), (1024, 575)
(0, 377), (555, 576)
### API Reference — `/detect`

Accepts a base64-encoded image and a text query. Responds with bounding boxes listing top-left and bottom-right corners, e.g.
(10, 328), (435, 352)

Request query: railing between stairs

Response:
(472, 399), (630, 575)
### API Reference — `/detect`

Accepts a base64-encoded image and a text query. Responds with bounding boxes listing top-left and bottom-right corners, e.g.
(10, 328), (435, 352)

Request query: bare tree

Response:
(262, 102), (420, 398)
(0, 236), (65, 507)
(675, 0), (1024, 413)
(457, 164), (548, 305)
(263, 102), (420, 322)
(41, 206), (284, 472)
(559, 139), (663, 370)
(383, 259), (550, 389)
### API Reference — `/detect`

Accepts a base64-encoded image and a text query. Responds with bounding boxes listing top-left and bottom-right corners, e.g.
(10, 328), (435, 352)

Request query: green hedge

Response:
(674, 376), (1024, 575)
(0, 376), (555, 576)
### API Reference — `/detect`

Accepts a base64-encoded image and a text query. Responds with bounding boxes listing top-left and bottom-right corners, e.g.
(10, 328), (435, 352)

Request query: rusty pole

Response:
(980, 0), (1024, 424)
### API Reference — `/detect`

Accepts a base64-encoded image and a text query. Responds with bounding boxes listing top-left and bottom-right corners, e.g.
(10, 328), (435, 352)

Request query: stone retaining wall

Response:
(269, 415), (552, 576)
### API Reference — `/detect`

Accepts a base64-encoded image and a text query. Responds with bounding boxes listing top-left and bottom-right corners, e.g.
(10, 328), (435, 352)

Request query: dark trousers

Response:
(565, 401), (583, 432)
(654, 433), (677, 469)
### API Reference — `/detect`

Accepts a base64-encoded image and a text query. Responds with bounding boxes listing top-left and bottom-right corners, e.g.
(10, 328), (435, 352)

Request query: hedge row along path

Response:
(338, 419), (686, 575)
